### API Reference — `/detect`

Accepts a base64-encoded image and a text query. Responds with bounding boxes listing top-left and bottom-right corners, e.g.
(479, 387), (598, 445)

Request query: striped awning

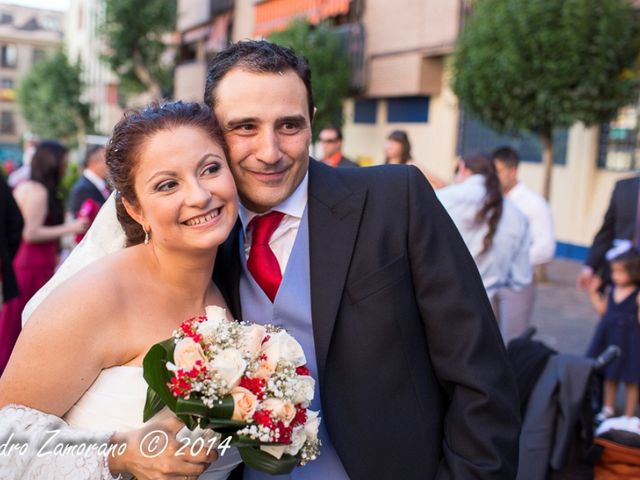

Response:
(254, 0), (350, 37)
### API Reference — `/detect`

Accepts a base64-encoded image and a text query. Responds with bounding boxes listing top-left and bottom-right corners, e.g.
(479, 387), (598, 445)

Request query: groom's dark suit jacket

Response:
(215, 160), (520, 479)
(585, 175), (640, 273)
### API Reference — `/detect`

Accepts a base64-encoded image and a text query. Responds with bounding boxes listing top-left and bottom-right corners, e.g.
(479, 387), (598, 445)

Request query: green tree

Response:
(17, 50), (92, 145)
(269, 19), (350, 140)
(101, 0), (176, 101)
(452, 0), (640, 199)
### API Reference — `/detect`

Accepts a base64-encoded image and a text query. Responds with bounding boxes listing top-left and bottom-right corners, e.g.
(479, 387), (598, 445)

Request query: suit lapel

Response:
(214, 219), (243, 321)
(307, 160), (367, 382)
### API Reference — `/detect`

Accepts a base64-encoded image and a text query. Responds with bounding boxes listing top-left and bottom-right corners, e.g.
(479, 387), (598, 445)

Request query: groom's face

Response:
(212, 68), (311, 213)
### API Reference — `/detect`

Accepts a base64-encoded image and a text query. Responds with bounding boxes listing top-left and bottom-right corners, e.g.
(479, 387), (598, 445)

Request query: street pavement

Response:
(530, 259), (598, 355)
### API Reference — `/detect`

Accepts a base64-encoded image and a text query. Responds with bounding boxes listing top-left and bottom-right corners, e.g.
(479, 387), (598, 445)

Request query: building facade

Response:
(0, 3), (64, 168)
(66, 0), (122, 139)
(170, 0), (637, 256)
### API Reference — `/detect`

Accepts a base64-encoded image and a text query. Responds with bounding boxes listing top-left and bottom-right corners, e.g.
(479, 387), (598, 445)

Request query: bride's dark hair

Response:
(106, 101), (227, 246)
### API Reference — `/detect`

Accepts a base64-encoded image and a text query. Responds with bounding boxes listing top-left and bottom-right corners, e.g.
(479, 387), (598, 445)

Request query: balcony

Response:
(333, 22), (365, 93)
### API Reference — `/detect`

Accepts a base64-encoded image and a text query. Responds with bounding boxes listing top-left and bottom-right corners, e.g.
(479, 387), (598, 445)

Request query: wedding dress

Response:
(0, 195), (242, 479)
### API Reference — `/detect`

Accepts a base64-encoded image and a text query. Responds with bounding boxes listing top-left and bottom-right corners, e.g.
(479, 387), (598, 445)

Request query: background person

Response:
(0, 141), (87, 376)
(492, 146), (556, 342)
(318, 125), (358, 167)
(578, 174), (640, 290)
(384, 129), (445, 189)
(437, 153), (532, 307)
(586, 249), (640, 420)
(68, 144), (110, 216)
(0, 173), (23, 304)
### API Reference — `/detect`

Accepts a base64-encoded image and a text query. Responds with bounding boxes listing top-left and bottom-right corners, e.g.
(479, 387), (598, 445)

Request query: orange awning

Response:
(254, 0), (350, 37)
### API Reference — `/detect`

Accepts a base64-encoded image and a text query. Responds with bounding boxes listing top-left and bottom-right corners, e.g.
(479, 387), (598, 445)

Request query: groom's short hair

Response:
(204, 40), (315, 121)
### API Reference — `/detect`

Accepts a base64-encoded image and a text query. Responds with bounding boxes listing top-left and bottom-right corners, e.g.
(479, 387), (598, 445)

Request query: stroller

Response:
(508, 327), (620, 480)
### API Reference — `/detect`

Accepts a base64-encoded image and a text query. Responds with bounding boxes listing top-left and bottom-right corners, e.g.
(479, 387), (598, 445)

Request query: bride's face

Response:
(129, 125), (238, 252)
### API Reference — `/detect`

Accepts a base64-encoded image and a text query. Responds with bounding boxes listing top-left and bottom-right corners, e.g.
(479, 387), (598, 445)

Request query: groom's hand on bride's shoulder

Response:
(107, 415), (218, 480)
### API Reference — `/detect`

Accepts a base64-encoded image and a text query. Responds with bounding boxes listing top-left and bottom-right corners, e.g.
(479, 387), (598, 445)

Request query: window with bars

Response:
(0, 111), (14, 134)
(597, 102), (640, 171)
(1, 44), (16, 68)
(457, 112), (568, 164)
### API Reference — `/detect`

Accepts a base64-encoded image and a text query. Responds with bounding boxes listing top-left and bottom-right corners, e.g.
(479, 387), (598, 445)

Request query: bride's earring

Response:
(144, 227), (150, 245)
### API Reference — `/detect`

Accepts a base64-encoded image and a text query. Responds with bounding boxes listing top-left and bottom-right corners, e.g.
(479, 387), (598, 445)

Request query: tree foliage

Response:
(452, 0), (640, 198)
(101, 0), (176, 100)
(269, 19), (350, 140)
(17, 50), (92, 145)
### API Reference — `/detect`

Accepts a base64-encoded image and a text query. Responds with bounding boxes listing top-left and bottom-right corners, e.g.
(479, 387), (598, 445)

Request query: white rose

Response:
(262, 332), (306, 369)
(291, 375), (315, 405)
(199, 306), (228, 337)
(173, 337), (206, 370)
(304, 410), (320, 441)
(278, 332), (306, 367)
(260, 444), (286, 459)
(240, 324), (267, 358)
(284, 426), (306, 456)
(210, 348), (247, 389)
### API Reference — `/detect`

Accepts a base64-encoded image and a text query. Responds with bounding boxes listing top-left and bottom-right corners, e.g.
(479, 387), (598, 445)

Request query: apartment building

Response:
(0, 3), (64, 167)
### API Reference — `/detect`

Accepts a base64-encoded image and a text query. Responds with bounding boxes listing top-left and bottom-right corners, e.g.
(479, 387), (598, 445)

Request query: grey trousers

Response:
(493, 281), (536, 344)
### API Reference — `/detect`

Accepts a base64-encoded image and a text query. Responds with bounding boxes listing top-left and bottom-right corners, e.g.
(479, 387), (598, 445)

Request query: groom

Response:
(209, 41), (520, 479)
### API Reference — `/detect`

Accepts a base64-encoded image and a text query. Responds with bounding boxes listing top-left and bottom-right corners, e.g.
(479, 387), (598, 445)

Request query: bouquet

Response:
(142, 306), (321, 474)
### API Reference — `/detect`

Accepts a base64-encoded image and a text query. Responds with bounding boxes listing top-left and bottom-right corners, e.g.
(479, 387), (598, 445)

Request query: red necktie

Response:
(247, 211), (285, 302)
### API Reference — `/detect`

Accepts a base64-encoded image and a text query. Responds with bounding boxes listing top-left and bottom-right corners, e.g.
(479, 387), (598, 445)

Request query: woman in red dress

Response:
(0, 141), (87, 376)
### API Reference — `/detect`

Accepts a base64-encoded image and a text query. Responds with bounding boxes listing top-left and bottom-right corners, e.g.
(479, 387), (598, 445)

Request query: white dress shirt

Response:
(239, 172), (308, 274)
(83, 169), (109, 199)
(437, 174), (532, 298)
(506, 181), (555, 266)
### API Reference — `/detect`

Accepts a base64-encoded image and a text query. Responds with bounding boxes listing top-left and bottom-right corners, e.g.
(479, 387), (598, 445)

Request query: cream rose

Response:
(240, 324), (267, 358)
(253, 360), (275, 380)
(291, 375), (316, 405)
(230, 386), (258, 422)
(173, 337), (206, 370)
(261, 332), (306, 370)
(210, 348), (247, 389)
(260, 398), (296, 426)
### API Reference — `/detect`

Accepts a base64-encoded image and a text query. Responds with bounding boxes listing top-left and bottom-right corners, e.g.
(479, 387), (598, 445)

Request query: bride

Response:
(0, 101), (243, 479)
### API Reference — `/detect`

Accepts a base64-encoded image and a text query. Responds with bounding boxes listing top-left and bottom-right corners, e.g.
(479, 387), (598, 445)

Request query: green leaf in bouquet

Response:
(175, 395), (245, 431)
(142, 338), (177, 420)
(232, 434), (289, 448)
(238, 446), (299, 475)
(143, 386), (166, 422)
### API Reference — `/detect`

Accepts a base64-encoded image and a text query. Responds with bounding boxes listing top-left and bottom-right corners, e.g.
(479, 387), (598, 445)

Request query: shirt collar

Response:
(325, 151), (342, 167)
(239, 170), (309, 235)
(83, 169), (107, 191)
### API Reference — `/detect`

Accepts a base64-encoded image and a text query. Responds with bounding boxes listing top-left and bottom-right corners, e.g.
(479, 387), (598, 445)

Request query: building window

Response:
(458, 112), (568, 165)
(387, 96), (429, 123)
(32, 48), (46, 64)
(0, 111), (15, 134)
(1, 78), (13, 88)
(1, 44), (17, 68)
(597, 102), (639, 171)
(354, 99), (377, 124)
(0, 13), (12, 24)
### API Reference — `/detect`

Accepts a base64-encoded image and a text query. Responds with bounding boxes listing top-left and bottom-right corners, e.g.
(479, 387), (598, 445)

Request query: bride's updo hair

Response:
(106, 101), (227, 246)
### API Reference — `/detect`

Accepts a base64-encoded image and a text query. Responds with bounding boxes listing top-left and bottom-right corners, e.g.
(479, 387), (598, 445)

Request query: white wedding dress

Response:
(0, 195), (242, 479)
